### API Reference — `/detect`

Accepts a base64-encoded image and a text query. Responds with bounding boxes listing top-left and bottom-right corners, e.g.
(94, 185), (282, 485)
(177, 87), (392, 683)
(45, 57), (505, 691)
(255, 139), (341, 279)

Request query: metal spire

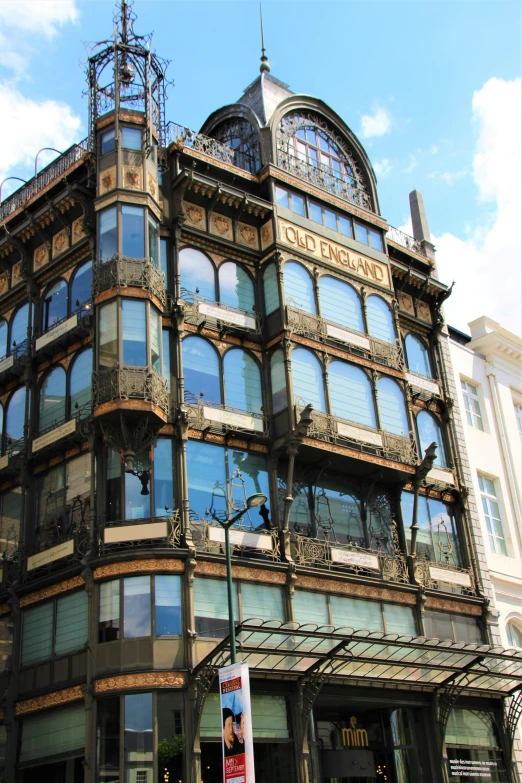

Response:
(259, 4), (270, 73)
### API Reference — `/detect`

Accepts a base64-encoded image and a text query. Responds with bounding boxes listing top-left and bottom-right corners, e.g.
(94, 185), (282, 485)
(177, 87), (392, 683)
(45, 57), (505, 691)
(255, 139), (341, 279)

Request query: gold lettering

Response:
(285, 225), (297, 244)
(342, 717), (368, 748)
(337, 248), (349, 266)
(342, 728), (355, 747)
(356, 728), (369, 747)
(329, 244), (340, 263)
(373, 263), (384, 280)
(305, 233), (316, 252)
(320, 240), (330, 260)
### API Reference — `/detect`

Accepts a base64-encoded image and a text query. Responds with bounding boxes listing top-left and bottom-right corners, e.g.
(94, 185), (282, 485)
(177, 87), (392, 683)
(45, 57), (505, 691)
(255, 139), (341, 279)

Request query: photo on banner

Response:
(219, 662), (255, 783)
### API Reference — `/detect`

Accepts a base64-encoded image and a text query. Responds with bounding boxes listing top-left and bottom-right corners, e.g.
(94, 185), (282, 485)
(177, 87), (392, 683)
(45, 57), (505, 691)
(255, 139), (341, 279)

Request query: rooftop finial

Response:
(259, 4), (270, 73)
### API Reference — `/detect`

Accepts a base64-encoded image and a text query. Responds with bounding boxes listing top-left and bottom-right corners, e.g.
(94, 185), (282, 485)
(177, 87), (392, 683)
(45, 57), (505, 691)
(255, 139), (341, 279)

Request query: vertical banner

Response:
(219, 662), (255, 783)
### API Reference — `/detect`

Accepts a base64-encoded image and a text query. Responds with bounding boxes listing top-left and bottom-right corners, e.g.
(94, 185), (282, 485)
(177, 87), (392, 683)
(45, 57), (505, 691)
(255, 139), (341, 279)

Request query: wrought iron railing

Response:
(386, 226), (426, 258)
(277, 151), (372, 210)
(414, 557), (477, 597)
(189, 514), (281, 562)
(180, 289), (261, 333)
(98, 513), (181, 554)
(0, 139), (89, 222)
(34, 402), (93, 443)
(286, 306), (405, 371)
(93, 255), (166, 306)
(93, 364), (169, 416)
(166, 122), (236, 167)
(35, 307), (93, 351)
(184, 392), (268, 437)
(0, 339), (29, 374)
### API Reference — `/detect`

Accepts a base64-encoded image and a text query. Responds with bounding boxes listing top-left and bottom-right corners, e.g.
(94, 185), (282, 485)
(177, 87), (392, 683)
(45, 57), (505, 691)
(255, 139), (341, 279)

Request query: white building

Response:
(449, 315), (522, 776)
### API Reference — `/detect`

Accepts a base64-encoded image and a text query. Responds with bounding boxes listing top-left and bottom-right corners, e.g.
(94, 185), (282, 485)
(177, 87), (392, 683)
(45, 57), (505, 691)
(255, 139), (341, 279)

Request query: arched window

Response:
(507, 621), (522, 648)
(318, 276), (364, 332)
(377, 377), (409, 436)
(0, 319), (7, 359)
(70, 349), (93, 416)
(263, 264), (279, 315)
(283, 262), (316, 313)
(179, 247), (216, 302)
(5, 387), (26, 445)
(366, 295), (395, 343)
(416, 411), (446, 466)
(10, 304), (29, 357)
(329, 362), (376, 428)
(218, 262), (254, 312)
(42, 279), (68, 331)
(211, 118), (260, 174)
(182, 336), (221, 405)
(39, 367), (66, 433)
(270, 350), (287, 414)
(291, 348), (325, 412)
(70, 260), (92, 313)
(405, 334), (432, 378)
(223, 349), (262, 414)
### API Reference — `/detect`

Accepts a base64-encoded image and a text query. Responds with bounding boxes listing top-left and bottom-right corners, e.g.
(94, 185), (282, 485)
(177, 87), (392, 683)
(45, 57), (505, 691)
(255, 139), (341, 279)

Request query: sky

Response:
(0, 0), (520, 336)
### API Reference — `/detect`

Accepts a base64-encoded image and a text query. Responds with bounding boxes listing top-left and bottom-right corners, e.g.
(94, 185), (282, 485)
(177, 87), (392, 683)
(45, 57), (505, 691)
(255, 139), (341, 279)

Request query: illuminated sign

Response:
(342, 717), (369, 748)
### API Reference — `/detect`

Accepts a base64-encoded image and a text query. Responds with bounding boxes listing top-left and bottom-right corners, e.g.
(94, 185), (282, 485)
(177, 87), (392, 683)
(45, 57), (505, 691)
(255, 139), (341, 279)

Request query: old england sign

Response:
(278, 218), (391, 289)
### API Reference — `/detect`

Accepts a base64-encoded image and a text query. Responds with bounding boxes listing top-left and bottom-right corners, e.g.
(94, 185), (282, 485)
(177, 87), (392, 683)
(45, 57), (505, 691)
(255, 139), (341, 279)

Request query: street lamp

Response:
(209, 491), (267, 663)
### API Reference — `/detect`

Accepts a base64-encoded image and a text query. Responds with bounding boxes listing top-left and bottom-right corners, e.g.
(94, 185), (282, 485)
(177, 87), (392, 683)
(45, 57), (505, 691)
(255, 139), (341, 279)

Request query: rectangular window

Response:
(99, 207), (117, 262)
(121, 126), (142, 150)
(354, 221), (369, 245)
(324, 208), (337, 231)
(162, 329), (171, 392)
(121, 205), (145, 258)
(99, 580), (120, 643)
(369, 228), (384, 252)
(97, 697), (120, 782)
(99, 301), (118, 368)
(149, 306), (161, 373)
(124, 693), (153, 783)
(331, 595), (383, 631)
(123, 576), (151, 638)
(124, 449), (150, 520)
(101, 128), (115, 155)
(54, 591), (89, 656)
(275, 186), (289, 209)
(21, 603), (53, 665)
(106, 448), (122, 521)
(122, 300), (146, 366)
(424, 610), (482, 644)
(383, 603), (417, 635)
(293, 591), (328, 626)
(148, 213), (159, 268)
(291, 193), (305, 216)
(154, 438), (174, 516)
(194, 577), (238, 638)
(339, 215), (352, 237)
(20, 703), (85, 764)
(479, 475), (507, 555)
(160, 238), (168, 287)
(155, 575), (182, 636)
(461, 380), (484, 430)
(309, 202), (322, 224)
(241, 583), (284, 622)
(21, 591), (88, 665)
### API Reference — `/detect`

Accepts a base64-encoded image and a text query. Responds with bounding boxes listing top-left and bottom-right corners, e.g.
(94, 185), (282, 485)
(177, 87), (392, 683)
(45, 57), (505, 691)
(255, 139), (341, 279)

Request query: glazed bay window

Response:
(401, 491), (461, 566)
(106, 439), (174, 521)
(293, 590), (417, 635)
(194, 577), (284, 638)
(98, 574), (182, 642)
(97, 204), (160, 265)
(21, 590), (88, 665)
(97, 299), (163, 372)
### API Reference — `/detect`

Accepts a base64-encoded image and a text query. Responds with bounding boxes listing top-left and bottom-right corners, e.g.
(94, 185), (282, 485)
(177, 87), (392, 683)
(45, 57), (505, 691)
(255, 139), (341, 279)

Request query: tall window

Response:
(122, 300), (146, 365)
(507, 621), (522, 648)
(0, 319), (7, 359)
(263, 264), (279, 315)
(194, 578), (283, 637)
(329, 361), (376, 428)
(416, 411), (446, 466)
(5, 387), (27, 446)
(283, 262), (316, 313)
(182, 336), (221, 404)
(42, 280), (68, 332)
(478, 476), (507, 555)
(223, 349), (262, 414)
(98, 575), (182, 642)
(514, 403), (522, 439)
(291, 348), (326, 412)
(70, 349), (92, 416)
(377, 377), (409, 436)
(270, 350), (287, 414)
(9, 303), (29, 357)
(70, 260), (92, 312)
(401, 491), (461, 566)
(211, 118), (260, 174)
(98, 207), (117, 261)
(404, 334), (432, 378)
(39, 367), (66, 433)
(179, 247), (216, 301)
(366, 295), (395, 344)
(318, 276), (364, 333)
(121, 205), (145, 257)
(218, 262), (255, 312)
(461, 380), (484, 430)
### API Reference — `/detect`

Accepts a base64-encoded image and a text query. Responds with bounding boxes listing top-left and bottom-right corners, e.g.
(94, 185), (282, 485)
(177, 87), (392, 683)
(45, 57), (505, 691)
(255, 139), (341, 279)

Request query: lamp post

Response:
(209, 492), (267, 663)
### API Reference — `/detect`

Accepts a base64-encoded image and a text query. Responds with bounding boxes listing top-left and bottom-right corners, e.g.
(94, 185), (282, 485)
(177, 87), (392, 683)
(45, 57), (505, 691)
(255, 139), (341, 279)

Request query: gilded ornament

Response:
(34, 244), (49, 270)
(95, 671), (185, 693)
(125, 168), (141, 189)
(212, 215), (230, 236)
(16, 685), (83, 715)
(239, 225), (256, 245)
(185, 204), (203, 225)
(148, 173), (157, 198)
(94, 558), (184, 580)
(19, 575), (84, 607)
(72, 217), (86, 243)
(52, 229), (69, 258)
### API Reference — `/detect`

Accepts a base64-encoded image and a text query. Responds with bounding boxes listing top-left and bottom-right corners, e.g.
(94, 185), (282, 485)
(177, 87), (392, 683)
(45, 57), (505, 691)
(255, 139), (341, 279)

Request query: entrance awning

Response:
(194, 619), (522, 696)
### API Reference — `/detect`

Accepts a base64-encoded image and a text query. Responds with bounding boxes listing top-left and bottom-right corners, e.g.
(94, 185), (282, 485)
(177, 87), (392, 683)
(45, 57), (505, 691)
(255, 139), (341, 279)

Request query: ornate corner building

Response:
(0, 3), (520, 782)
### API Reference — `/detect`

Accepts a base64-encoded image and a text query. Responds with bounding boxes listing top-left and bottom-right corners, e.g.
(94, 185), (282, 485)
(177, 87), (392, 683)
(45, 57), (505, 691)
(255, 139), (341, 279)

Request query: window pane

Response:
(162, 329), (171, 392)
(251, 695), (289, 739)
(107, 448), (122, 522)
(97, 697), (120, 782)
(10, 304), (29, 358)
(122, 127), (142, 150)
(355, 222), (369, 244)
(187, 440), (226, 517)
(99, 580), (120, 643)
(71, 260), (92, 312)
(367, 295), (395, 343)
(0, 488), (21, 563)
(70, 348), (92, 416)
(315, 478), (365, 544)
(149, 306), (161, 373)
(125, 450), (150, 520)
(369, 228), (384, 251)
(183, 336), (221, 404)
(339, 215), (352, 237)
(329, 361), (376, 428)
(241, 583), (284, 622)
(42, 279), (68, 330)
(5, 387), (26, 444)
(124, 693), (153, 783)
(154, 439), (174, 516)
(20, 704), (85, 764)
(0, 319), (7, 359)
(219, 262), (254, 312)
(123, 576), (151, 638)
(194, 577), (238, 637)
(179, 247), (215, 301)
(21, 602), (53, 665)
(271, 350), (287, 414)
(160, 238), (168, 287)
(283, 262), (316, 314)
(55, 591), (88, 655)
(309, 202), (322, 223)
(39, 367), (66, 432)
(377, 377), (409, 436)
(148, 213), (159, 267)
(453, 615), (482, 644)
(324, 209), (337, 230)
(99, 207), (117, 262)
(224, 349), (262, 414)
(330, 595), (383, 631)
(417, 411), (446, 466)
(122, 205), (145, 258)
(291, 193), (305, 216)
(446, 709), (497, 747)
(319, 276), (364, 332)
(263, 263), (279, 315)
(99, 301), (118, 368)
(291, 348), (326, 412)
(101, 128), (115, 154)
(405, 334), (432, 377)
(275, 186), (289, 208)
(294, 590), (328, 626)
(384, 604), (416, 635)
(155, 575), (182, 636)
(122, 300), (146, 365)
(507, 622), (522, 648)
(427, 497), (461, 565)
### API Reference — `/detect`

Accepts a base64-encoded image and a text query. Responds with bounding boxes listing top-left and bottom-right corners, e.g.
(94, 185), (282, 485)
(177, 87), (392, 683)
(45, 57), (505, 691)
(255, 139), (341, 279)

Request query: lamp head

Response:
(246, 493), (267, 509)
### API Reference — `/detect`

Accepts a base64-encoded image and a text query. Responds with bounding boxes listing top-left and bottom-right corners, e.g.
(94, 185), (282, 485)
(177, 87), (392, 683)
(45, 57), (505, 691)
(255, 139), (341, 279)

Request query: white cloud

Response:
(0, 0), (78, 36)
(428, 170), (467, 186)
(432, 78), (522, 336)
(374, 158), (392, 178)
(360, 107), (391, 139)
(0, 85), (82, 193)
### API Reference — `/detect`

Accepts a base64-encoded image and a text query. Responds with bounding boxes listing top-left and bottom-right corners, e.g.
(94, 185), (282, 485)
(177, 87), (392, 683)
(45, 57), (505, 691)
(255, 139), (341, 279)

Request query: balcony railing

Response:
(98, 513), (181, 554)
(414, 557), (477, 597)
(166, 122), (236, 168)
(184, 392), (268, 437)
(93, 256), (166, 306)
(180, 290), (261, 334)
(189, 515), (281, 562)
(0, 139), (89, 222)
(93, 364), (169, 416)
(386, 226), (426, 258)
(286, 305), (405, 371)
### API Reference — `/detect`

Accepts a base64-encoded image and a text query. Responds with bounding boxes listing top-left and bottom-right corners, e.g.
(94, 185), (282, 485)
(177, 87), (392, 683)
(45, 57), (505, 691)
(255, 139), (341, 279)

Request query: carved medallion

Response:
(72, 217), (86, 244)
(417, 301), (431, 322)
(52, 229), (69, 258)
(185, 204), (204, 226)
(11, 261), (23, 286)
(399, 293), (413, 312)
(212, 215), (230, 236)
(124, 167), (141, 190)
(261, 221), (273, 249)
(239, 224), (257, 247)
(34, 243), (49, 270)
(0, 273), (8, 295)
(147, 173), (157, 198)
(99, 166), (116, 194)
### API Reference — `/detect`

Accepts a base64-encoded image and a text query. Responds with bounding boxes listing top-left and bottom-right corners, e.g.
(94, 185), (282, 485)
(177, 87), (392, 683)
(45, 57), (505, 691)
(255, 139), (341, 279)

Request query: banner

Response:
(219, 662), (255, 783)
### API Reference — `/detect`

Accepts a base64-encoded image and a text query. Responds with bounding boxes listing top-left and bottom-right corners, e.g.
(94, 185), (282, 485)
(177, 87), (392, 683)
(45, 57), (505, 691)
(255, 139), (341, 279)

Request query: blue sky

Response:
(0, 0), (520, 334)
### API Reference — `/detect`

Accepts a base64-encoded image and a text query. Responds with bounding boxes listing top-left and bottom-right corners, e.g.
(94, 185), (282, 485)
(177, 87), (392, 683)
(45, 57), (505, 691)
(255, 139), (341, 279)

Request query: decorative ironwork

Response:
(209, 118), (261, 174)
(189, 515), (280, 562)
(415, 558), (477, 596)
(387, 226), (427, 258)
(184, 392), (268, 437)
(93, 256), (166, 306)
(277, 112), (372, 210)
(166, 122), (235, 167)
(369, 336), (405, 371)
(286, 305), (326, 340)
(0, 140), (89, 222)
(504, 689), (522, 755)
(181, 290), (261, 333)
(98, 512), (181, 554)
(93, 364), (169, 415)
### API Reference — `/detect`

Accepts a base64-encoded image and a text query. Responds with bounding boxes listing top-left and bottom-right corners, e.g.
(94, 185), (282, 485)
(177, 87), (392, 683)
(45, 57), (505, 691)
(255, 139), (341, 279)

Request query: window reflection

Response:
(124, 693), (153, 783)
(155, 575), (181, 636)
(179, 247), (215, 301)
(97, 697), (120, 782)
(71, 260), (92, 312)
(99, 207), (117, 262)
(125, 450), (150, 519)
(122, 300), (146, 365)
(401, 491), (461, 565)
(218, 261), (254, 312)
(366, 295), (395, 344)
(122, 205), (145, 258)
(270, 350), (287, 413)
(123, 576), (151, 638)
(318, 276), (364, 333)
(42, 279), (68, 331)
(5, 387), (26, 445)
(0, 319), (7, 359)
(291, 348), (326, 412)
(405, 334), (432, 378)
(416, 411), (446, 466)
(223, 349), (262, 414)
(329, 361), (376, 428)
(153, 439), (173, 516)
(39, 367), (66, 433)
(70, 348), (92, 416)
(10, 304), (29, 358)
(183, 336), (221, 404)
(283, 262), (316, 313)
(377, 377), (409, 436)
